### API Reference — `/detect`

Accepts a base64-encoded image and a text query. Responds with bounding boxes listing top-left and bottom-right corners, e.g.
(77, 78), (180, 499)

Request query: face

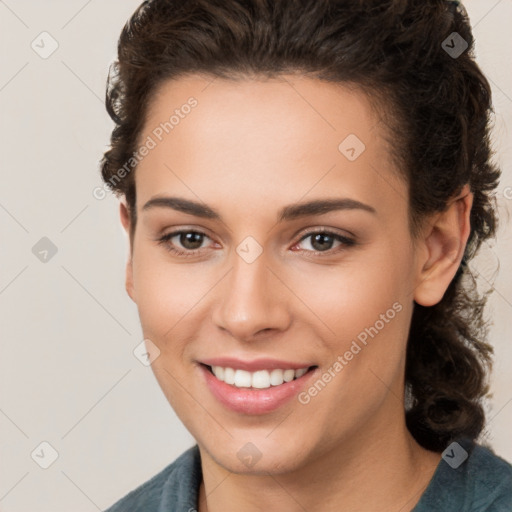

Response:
(123, 74), (425, 474)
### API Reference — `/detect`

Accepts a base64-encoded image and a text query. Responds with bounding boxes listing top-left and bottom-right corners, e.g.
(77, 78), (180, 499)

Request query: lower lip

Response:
(200, 364), (316, 415)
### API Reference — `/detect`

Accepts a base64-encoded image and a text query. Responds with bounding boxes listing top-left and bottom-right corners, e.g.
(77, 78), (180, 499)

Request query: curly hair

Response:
(100, 0), (501, 452)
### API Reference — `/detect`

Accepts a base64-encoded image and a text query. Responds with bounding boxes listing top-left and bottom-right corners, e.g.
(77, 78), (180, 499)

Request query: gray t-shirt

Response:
(103, 437), (512, 511)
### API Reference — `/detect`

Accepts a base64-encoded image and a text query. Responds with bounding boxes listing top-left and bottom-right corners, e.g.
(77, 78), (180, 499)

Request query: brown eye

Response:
(157, 230), (212, 257)
(309, 233), (336, 251)
(177, 231), (205, 250)
(295, 230), (356, 254)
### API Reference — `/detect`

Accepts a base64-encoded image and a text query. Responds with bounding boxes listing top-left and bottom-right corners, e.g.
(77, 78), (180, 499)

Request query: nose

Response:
(211, 248), (292, 341)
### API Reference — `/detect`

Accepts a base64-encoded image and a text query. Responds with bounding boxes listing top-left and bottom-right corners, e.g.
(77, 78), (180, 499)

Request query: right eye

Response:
(157, 230), (214, 257)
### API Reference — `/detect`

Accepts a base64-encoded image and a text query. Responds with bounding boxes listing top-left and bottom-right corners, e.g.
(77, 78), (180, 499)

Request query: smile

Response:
(199, 361), (318, 415)
(208, 365), (311, 389)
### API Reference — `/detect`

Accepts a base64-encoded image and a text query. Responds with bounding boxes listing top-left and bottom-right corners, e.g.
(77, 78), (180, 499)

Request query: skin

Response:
(119, 74), (473, 512)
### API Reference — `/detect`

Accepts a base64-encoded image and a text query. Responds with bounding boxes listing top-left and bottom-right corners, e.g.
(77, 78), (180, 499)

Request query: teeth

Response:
(269, 369), (284, 386)
(224, 367), (235, 385)
(252, 370), (270, 389)
(295, 368), (308, 378)
(234, 369), (252, 388)
(210, 366), (310, 389)
(212, 366), (224, 380)
(283, 369), (295, 382)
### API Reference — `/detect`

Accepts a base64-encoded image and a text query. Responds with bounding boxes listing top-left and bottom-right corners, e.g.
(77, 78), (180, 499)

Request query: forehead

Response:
(135, 74), (406, 222)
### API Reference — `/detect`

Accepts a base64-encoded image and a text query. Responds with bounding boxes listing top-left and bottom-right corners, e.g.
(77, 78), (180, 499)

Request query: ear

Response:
(414, 184), (473, 307)
(119, 198), (136, 303)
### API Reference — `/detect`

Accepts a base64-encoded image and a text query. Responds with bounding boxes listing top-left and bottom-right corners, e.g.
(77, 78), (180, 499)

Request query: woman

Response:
(101, 0), (512, 510)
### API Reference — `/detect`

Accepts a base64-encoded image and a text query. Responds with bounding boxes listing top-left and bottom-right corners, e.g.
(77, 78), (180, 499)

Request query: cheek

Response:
(288, 250), (408, 338)
(294, 265), (411, 439)
(131, 247), (203, 346)
(289, 247), (412, 404)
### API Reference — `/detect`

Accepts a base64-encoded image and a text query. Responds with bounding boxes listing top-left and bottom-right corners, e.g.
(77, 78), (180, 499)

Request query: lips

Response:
(198, 357), (318, 414)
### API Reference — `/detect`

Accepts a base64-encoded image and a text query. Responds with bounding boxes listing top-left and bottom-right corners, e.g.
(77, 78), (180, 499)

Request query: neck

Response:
(197, 411), (441, 512)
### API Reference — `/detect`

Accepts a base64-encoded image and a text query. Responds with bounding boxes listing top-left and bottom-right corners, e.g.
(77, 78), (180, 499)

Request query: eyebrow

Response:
(142, 196), (377, 222)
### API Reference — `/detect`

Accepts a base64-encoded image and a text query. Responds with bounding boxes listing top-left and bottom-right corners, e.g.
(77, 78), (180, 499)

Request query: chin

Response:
(199, 433), (314, 476)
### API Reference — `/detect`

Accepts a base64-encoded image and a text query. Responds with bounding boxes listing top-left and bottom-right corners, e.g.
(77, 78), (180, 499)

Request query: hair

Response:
(100, 0), (501, 452)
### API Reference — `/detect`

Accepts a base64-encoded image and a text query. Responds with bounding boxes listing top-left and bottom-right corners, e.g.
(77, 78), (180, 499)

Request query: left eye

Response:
(294, 231), (356, 253)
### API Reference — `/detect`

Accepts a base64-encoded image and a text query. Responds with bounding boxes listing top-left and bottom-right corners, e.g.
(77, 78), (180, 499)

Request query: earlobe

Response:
(414, 184), (473, 307)
(119, 199), (137, 303)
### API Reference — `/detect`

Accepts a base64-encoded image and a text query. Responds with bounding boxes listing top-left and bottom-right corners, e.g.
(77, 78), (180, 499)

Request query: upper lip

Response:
(199, 357), (315, 372)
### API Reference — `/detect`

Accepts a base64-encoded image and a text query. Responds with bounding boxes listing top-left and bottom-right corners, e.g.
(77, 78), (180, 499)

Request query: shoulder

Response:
(414, 437), (512, 512)
(467, 441), (512, 510)
(103, 445), (202, 512)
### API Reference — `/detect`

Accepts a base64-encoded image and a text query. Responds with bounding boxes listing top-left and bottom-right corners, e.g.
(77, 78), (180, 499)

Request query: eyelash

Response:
(156, 229), (357, 258)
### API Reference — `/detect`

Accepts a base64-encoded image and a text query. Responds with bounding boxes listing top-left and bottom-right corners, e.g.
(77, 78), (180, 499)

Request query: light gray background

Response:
(0, 1), (511, 511)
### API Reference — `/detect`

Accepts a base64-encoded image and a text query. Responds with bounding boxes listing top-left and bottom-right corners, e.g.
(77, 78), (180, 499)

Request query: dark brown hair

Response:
(100, 0), (501, 452)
